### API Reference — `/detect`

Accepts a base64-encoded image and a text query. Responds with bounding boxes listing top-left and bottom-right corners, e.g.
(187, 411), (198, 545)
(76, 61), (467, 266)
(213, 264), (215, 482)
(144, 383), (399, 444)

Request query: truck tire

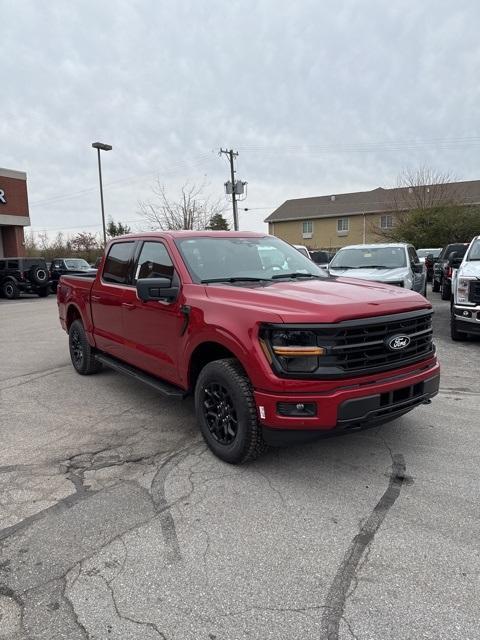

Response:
(29, 265), (49, 286)
(195, 358), (267, 464)
(38, 287), (49, 297)
(450, 311), (468, 342)
(69, 319), (102, 375)
(2, 280), (20, 299)
(432, 278), (440, 292)
(441, 279), (451, 300)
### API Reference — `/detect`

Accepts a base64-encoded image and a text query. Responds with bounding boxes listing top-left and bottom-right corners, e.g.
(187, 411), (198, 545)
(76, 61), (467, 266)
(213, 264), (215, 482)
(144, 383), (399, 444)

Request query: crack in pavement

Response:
(100, 572), (167, 639)
(150, 441), (204, 564)
(0, 365), (71, 391)
(320, 453), (407, 640)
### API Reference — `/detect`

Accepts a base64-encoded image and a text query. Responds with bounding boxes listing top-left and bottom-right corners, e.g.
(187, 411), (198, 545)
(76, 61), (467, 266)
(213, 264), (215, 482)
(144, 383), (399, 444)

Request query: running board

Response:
(95, 353), (185, 398)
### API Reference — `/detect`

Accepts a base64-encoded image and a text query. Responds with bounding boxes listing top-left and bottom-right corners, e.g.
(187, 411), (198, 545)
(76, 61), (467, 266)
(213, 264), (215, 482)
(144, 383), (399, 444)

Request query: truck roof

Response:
(112, 230), (267, 240)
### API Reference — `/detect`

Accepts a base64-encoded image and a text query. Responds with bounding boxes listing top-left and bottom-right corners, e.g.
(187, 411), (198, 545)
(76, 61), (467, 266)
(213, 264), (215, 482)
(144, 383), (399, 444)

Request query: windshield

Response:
(329, 246), (407, 269)
(64, 259), (90, 270)
(175, 236), (326, 283)
(417, 248), (441, 259)
(467, 239), (480, 261)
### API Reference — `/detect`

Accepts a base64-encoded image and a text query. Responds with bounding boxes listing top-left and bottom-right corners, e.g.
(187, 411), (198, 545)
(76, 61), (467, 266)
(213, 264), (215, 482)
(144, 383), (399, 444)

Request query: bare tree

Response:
(138, 180), (228, 231)
(390, 166), (461, 212)
(373, 166), (464, 241)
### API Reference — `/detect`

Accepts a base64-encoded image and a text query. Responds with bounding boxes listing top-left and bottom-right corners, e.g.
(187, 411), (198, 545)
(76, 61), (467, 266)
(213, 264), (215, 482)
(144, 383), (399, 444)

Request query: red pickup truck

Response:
(58, 231), (440, 463)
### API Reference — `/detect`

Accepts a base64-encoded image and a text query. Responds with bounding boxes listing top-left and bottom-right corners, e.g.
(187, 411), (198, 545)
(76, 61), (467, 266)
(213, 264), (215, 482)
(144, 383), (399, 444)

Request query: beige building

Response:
(265, 180), (480, 251)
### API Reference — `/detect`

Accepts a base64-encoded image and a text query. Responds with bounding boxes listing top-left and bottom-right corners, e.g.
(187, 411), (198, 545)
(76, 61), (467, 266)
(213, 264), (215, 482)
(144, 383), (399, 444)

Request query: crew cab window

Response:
(103, 242), (134, 284)
(135, 242), (174, 280)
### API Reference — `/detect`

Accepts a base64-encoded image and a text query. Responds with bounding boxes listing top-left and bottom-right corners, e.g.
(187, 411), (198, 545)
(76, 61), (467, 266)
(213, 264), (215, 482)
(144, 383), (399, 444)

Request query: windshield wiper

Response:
(332, 265), (392, 269)
(271, 272), (322, 280)
(201, 277), (270, 283)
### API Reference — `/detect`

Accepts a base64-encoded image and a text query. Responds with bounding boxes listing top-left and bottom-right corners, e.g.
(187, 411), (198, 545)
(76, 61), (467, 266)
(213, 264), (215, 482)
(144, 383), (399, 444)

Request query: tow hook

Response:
(423, 398), (432, 405)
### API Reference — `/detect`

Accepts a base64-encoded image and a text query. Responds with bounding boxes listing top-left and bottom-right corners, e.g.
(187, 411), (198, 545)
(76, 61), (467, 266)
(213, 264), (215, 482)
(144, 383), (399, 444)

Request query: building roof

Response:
(265, 179), (480, 223)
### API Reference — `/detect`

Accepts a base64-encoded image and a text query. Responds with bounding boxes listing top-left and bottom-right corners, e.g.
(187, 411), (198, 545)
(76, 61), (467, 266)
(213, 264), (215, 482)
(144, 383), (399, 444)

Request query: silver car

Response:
(328, 243), (427, 296)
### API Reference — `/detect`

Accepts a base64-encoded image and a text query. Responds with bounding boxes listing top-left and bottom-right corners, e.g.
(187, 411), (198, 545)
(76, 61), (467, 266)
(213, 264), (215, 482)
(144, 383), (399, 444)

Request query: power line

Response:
(29, 151), (216, 208)
(239, 136), (480, 154)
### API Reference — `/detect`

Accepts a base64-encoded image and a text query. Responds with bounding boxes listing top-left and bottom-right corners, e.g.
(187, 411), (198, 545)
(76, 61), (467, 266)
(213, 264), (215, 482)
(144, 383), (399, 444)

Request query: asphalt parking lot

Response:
(0, 290), (479, 640)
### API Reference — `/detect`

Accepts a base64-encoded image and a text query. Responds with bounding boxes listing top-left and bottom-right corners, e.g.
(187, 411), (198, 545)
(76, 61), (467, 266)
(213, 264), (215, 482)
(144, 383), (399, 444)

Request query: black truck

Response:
(49, 258), (97, 292)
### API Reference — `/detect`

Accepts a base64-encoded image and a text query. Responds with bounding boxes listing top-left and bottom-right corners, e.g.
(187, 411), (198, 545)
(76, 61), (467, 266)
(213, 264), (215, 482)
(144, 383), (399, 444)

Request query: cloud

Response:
(1, 0), (479, 237)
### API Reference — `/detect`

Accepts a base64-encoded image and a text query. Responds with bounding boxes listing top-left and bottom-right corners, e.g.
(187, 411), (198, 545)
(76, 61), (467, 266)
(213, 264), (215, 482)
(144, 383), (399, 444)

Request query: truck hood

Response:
(204, 277), (430, 323)
(328, 266), (408, 282)
(458, 262), (480, 278)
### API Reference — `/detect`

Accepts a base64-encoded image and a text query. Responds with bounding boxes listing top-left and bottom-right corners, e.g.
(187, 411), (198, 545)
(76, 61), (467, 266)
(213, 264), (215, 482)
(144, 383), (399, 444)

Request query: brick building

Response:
(0, 168), (30, 258)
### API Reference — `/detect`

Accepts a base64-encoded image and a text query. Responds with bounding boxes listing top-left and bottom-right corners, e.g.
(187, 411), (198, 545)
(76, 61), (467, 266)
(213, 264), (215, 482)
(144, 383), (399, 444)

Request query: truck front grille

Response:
(468, 281), (480, 304)
(266, 310), (434, 379)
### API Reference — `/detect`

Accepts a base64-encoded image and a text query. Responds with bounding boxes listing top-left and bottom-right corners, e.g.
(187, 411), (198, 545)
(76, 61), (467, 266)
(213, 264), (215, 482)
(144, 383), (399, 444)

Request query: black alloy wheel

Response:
(202, 382), (238, 445)
(70, 325), (84, 369)
(68, 319), (102, 375)
(195, 358), (267, 464)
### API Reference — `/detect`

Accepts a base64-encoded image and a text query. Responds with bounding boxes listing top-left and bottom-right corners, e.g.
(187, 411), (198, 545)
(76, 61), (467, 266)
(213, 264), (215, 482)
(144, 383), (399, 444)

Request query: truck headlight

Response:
(269, 329), (326, 373)
(457, 278), (471, 304)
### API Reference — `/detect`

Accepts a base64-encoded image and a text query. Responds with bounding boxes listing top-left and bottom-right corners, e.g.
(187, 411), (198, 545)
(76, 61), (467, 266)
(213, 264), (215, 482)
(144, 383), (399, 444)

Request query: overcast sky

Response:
(1, 0), (480, 238)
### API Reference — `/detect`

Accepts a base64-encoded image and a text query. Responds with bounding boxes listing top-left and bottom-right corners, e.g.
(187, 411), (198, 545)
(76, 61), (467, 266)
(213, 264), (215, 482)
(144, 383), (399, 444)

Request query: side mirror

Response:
(413, 262), (424, 274)
(136, 276), (179, 302)
(426, 254), (434, 262)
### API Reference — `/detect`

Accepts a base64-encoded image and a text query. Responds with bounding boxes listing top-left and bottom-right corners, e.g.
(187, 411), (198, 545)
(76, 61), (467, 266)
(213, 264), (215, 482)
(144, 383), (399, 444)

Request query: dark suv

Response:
(432, 243), (469, 300)
(0, 257), (50, 299)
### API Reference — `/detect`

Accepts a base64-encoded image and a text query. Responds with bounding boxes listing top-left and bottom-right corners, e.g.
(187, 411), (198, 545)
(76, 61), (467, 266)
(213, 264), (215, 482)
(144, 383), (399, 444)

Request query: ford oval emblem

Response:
(386, 334), (411, 351)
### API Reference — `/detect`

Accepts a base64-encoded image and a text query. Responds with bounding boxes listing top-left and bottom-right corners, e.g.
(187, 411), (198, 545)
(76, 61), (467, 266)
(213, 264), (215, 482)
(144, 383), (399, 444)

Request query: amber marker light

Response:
(272, 346), (326, 357)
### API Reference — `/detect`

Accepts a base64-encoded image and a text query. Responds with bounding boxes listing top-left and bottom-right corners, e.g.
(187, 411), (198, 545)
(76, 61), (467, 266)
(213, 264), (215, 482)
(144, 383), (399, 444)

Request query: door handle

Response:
(122, 302), (136, 310)
(91, 295), (101, 302)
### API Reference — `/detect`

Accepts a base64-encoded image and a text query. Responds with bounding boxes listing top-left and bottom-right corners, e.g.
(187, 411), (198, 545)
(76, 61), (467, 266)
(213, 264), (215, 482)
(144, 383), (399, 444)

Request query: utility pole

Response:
(219, 148), (239, 230)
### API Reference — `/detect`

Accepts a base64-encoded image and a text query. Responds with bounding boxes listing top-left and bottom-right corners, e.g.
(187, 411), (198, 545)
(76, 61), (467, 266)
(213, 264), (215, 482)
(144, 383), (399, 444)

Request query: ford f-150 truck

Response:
(57, 231), (440, 463)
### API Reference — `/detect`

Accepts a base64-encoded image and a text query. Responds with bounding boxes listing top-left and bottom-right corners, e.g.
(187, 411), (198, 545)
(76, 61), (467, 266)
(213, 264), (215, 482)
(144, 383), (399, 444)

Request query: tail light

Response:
(446, 266), (452, 278)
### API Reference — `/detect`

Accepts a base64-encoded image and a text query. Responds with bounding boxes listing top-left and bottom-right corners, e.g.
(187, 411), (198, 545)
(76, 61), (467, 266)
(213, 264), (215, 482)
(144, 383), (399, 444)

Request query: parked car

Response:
(49, 258), (97, 292)
(450, 236), (480, 340)
(0, 257), (50, 299)
(310, 250), (333, 268)
(328, 243), (427, 296)
(293, 244), (311, 259)
(416, 248), (442, 282)
(432, 243), (469, 299)
(58, 231), (439, 464)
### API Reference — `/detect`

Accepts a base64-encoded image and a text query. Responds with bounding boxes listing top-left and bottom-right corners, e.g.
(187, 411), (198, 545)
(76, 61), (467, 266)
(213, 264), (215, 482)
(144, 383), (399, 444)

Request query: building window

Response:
(302, 220), (313, 238)
(380, 215), (394, 229)
(302, 221), (313, 233)
(337, 217), (349, 233)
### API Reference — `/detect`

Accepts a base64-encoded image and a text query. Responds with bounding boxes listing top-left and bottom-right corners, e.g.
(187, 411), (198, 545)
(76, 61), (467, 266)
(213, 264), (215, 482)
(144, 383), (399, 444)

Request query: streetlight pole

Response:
(91, 142), (112, 245)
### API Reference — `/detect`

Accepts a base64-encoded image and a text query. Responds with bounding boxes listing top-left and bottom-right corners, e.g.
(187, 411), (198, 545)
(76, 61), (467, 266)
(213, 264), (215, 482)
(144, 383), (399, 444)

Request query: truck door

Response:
(91, 240), (136, 358)
(121, 240), (184, 384)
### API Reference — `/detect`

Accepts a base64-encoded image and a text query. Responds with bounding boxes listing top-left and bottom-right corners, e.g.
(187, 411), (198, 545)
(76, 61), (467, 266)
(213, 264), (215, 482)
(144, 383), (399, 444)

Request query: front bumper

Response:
(254, 359), (440, 443)
(452, 304), (480, 334)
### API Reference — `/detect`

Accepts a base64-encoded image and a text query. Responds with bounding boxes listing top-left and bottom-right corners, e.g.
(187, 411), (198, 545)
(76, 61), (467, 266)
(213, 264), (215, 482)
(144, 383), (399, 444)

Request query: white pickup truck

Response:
(450, 236), (480, 340)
